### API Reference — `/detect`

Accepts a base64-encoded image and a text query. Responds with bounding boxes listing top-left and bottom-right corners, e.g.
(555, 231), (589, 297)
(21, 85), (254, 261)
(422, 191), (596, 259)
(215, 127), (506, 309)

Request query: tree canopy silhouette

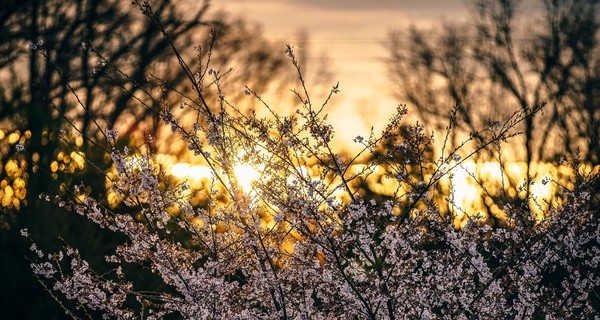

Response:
(0, 0), (310, 317)
(387, 0), (600, 165)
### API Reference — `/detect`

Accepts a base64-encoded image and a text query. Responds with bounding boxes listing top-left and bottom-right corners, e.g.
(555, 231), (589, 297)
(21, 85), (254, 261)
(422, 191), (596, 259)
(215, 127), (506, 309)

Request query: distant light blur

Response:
(167, 157), (583, 226)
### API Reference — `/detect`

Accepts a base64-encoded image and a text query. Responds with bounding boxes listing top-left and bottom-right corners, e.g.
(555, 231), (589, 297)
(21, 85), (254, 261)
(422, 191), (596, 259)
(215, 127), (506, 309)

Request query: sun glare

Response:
(170, 160), (262, 193)
(234, 163), (261, 193)
(171, 163), (212, 181)
(168, 158), (563, 221)
(450, 160), (481, 220)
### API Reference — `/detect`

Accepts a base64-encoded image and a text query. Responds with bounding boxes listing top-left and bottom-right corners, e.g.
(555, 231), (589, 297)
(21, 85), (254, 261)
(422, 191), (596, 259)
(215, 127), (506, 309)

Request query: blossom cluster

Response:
(25, 141), (599, 319)
(23, 7), (599, 319)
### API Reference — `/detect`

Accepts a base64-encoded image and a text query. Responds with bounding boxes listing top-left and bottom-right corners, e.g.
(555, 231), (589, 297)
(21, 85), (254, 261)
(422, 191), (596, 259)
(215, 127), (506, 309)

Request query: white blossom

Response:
(24, 19), (598, 320)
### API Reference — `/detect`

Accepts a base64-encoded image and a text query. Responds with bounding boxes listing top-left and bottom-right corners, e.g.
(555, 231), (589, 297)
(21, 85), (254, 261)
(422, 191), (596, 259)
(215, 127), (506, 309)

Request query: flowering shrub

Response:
(21, 2), (599, 319)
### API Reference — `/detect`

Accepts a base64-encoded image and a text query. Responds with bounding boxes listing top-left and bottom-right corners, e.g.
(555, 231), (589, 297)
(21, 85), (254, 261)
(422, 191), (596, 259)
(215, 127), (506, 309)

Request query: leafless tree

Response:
(387, 0), (600, 190)
(0, 0), (326, 317)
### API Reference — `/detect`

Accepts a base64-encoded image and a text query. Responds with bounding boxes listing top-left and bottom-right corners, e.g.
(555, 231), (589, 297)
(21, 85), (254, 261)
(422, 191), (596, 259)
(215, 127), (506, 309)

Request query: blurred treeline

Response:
(386, 0), (600, 205)
(0, 0), (330, 318)
(388, 0), (600, 164)
(0, 0), (599, 318)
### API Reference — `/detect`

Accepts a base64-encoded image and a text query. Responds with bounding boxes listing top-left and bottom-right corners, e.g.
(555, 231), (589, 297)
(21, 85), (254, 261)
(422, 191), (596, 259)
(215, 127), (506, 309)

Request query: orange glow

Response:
(7, 131), (20, 144)
(450, 160), (482, 221)
(448, 161), (573, 225)
(171, 163), (212, 181)
(233, 163), (261, 193)
(165, 156), (584, 228)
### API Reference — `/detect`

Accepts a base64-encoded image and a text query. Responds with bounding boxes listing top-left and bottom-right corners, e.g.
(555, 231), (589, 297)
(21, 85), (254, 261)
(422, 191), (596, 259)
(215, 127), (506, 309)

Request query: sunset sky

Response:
(211, 0), (471, 149)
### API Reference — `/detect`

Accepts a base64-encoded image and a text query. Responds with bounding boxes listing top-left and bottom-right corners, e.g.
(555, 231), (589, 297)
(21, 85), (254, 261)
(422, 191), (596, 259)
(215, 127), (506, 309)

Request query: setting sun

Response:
(171, 163), (212, 181)
(7, 0), (599, 317)
(169, 161), (262, 193)
(233, 163), (261, 193)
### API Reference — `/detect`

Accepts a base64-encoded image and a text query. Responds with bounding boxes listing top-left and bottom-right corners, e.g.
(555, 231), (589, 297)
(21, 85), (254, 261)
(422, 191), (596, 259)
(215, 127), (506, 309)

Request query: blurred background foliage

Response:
(0, 0), (332, 317)
(387, 0), (600, 168)
(0, 0), (599, 318)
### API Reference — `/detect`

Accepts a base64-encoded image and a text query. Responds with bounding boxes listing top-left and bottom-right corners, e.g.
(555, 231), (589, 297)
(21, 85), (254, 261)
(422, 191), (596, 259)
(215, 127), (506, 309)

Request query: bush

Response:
(20, 2), (599, 319)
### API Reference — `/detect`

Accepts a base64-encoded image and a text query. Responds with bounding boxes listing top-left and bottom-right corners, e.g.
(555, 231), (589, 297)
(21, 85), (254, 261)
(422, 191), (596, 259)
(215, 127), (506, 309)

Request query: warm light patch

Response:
(171, 163), (212, 181)
(170, 161), (262, 193)
(287, 165), (311, 183)
(8, 131), (20, 144)
(234, 163), (260, 193)
(450, 160), (481, 221)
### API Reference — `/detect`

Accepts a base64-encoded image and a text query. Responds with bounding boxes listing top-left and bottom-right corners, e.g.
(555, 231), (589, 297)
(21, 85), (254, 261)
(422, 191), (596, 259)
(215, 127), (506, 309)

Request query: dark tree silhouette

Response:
(387, 0), (600, 177)
(0, 0), (320, 317)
